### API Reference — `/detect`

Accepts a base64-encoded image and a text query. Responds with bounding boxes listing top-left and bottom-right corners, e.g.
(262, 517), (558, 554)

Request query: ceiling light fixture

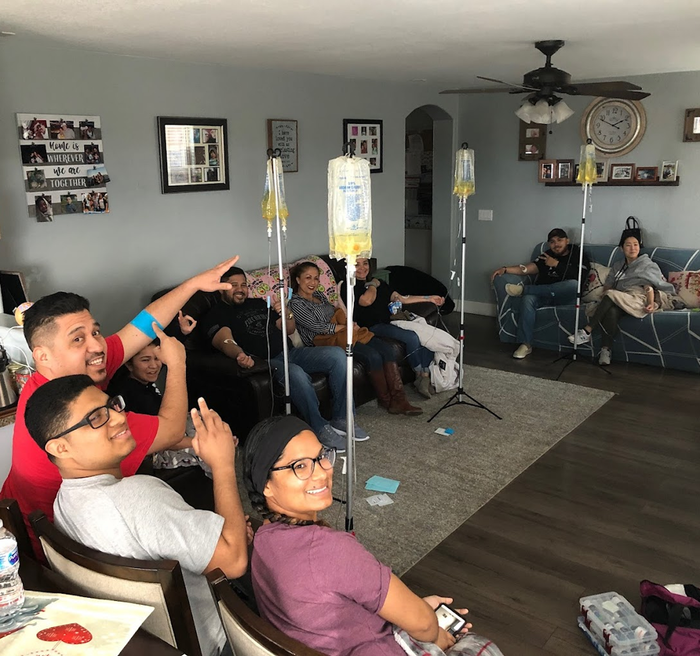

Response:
(516, 94), (574, 124)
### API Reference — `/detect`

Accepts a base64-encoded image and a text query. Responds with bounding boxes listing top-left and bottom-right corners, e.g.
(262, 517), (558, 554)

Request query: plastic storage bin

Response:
(579, 591), (659, 655)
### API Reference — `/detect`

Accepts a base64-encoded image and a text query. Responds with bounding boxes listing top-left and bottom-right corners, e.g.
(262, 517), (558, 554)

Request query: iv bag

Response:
(328, 156), (372, 261)
(576, 143), (597, 185)
(453, 148), (475, 199)
(261, 158), (289, 226)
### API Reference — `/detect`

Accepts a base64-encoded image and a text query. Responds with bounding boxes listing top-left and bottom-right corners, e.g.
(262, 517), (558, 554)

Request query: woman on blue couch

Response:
(568, 234), (675, 365)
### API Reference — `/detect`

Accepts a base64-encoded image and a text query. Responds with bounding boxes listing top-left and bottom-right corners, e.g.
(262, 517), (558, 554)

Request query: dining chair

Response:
(30, 510), (202, 656)
(207, 568), (327, 656)
(0, 498), (33, 559)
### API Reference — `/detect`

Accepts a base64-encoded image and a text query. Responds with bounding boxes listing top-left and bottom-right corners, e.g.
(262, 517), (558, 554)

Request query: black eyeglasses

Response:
(270, 447), (336, 481)
(47, 395), (126, 442)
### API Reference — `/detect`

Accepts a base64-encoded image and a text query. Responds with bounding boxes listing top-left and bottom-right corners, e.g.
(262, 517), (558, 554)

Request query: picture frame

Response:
(538, 159), (556, 182)
(157, 116), (229, 193)
(683, 108), (700, 142)
(343, 119), (383, 172)
(596, 160), (608, 183)
(660, 160), (679, 182)
(556, 159), (574, 182)
(518, 121), (547, 161)
(635, 166), (658, 182)
(267, 119), (298, 173)
(609, 163), (635, 181)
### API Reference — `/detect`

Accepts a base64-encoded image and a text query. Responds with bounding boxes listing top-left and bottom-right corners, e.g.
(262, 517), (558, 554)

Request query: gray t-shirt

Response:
(54, 474), (226, 656)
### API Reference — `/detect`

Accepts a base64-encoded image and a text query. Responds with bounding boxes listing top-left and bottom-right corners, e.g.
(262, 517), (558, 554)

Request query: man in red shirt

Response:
(1, 256), (239, 558)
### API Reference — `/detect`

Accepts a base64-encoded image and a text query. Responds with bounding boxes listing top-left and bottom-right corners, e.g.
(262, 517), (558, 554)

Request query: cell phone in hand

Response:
(435, 603), (466, 635)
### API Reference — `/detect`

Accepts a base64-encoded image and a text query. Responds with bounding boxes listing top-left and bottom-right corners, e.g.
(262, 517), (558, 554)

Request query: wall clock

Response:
(580, 97), (647, 158)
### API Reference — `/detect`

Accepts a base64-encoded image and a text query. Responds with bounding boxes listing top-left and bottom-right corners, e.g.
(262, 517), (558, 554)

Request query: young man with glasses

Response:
(491, 228), (590, 359)
(25, 378), (250, 656)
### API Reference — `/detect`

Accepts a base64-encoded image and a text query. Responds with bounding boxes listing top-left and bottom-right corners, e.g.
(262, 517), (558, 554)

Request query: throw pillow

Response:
(581, 262), (611, 303)
(667, 270), (700, 308)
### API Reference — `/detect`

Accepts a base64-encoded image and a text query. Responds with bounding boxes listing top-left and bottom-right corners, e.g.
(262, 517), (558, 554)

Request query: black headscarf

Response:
(248, 415), (312, 495)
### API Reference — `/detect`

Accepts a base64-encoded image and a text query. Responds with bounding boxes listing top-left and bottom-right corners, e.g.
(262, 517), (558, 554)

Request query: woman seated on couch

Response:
(345, 257), (443, 399)
(568, 234), (676, 365)
(243, 415), (471, 656)
(289, 261), (422, 416)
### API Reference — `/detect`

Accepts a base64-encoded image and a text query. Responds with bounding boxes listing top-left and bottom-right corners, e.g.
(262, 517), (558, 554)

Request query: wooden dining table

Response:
(18, 556), (184, 656)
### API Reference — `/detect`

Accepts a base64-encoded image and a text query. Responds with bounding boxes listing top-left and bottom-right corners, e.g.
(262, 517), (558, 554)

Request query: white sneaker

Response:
(598, 348), (611, 366)
(512, 344), (532, 359)
(505, 283), (524, 297)
(568, 328), (591, 345)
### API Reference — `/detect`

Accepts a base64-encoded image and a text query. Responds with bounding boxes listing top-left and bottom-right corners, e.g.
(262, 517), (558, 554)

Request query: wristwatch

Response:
(287, 312), (294, 320)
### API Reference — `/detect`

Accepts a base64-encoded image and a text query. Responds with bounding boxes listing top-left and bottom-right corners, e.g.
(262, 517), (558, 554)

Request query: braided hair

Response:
(243, 416), (326, 527)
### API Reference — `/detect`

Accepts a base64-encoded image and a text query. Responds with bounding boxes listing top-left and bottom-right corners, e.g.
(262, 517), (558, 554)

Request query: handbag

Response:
(619, 215), (644, 247)
(640, 580), (700, 655)
(312, 308), (374, 347)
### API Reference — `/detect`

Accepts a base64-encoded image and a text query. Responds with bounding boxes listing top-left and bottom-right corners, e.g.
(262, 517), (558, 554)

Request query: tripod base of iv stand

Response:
(552, 349), (612, 382)
(428, 386), (502, 423)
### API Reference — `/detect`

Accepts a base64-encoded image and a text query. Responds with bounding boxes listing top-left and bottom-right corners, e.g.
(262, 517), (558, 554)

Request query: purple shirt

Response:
(251, 522), (401, 656)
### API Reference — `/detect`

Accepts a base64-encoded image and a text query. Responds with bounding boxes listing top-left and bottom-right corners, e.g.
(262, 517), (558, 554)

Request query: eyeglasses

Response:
(270, 447), (336, 481)
(48, 395), (126, 442)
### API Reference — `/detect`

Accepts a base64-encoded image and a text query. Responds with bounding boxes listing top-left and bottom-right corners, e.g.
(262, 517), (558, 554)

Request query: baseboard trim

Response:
(454, 301), (497, 317)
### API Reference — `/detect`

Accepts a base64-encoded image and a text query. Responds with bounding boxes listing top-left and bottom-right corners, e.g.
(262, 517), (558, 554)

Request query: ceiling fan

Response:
(441, 40), (649, 123)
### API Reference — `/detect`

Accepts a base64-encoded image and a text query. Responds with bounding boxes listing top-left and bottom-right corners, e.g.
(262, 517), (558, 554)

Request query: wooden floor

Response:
(402, 314), (700, 655)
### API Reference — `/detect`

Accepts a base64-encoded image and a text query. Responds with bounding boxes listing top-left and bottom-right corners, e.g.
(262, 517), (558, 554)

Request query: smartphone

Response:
(435, 603), (466, 635)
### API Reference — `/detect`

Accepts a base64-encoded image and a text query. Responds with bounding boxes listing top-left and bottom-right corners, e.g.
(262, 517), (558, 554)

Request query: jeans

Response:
(353, 337), (397, 372)
(517, 279), (578, 345)
(370, 322), (433, 372)
(588, 295), (626, 348)
(270, 346), (347, 434)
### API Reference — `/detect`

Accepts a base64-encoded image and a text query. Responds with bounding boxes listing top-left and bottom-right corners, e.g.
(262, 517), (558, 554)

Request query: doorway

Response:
(404, 105), (453, 284)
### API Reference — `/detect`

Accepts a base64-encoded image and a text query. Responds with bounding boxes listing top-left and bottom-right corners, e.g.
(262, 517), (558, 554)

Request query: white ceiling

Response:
(4, 0), (700, 87)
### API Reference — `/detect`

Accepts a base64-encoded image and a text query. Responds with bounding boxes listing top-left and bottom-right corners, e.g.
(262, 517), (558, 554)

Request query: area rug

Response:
(320, 365), (614, 575)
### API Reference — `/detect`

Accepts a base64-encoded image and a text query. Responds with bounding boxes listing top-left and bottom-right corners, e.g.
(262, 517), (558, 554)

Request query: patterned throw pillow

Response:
(668, 270), (700, 308)
(581, 262), (611, 303)
(245, 255), (339, 304)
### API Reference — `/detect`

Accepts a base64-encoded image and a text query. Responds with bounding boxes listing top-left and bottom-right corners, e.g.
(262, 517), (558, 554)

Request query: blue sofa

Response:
(493, 243), (700, 373)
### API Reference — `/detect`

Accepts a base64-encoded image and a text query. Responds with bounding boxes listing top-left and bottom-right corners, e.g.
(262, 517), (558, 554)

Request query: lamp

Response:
(516, 94), (574, 124)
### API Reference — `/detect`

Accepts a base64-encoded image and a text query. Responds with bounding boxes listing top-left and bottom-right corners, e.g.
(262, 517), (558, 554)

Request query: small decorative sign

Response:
(16, 114), (109, 221)
(267, 119), (298, 173)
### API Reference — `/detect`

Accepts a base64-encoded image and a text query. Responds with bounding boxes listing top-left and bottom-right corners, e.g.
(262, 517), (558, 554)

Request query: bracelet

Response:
(519, 264), (528, 273)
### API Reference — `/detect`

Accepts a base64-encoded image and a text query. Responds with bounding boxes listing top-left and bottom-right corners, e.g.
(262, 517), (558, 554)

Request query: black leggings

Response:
(589, 295), (627, 348)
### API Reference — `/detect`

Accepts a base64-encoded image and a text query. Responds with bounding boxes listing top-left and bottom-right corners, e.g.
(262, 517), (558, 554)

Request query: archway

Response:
(404, 104), (454, 285)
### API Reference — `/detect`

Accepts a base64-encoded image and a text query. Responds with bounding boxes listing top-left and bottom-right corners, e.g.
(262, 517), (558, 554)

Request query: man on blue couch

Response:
(491, 228), (589, 359)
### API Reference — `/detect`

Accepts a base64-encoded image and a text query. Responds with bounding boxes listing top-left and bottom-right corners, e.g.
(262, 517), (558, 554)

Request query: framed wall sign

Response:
(267, 119), (298, 173)
(157, 116), (229, 193)
(683, 108), (700, 142)
(343, 119), (383, 172)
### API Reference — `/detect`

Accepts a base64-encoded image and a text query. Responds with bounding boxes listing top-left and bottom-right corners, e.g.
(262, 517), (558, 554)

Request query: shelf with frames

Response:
(545, 178), (680, 187)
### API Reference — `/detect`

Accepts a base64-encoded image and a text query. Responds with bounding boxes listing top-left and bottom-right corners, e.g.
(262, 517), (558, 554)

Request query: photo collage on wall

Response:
(17, 114), (110, 221)
(164, 125), (223, 187)
(343, 119), (383, 173)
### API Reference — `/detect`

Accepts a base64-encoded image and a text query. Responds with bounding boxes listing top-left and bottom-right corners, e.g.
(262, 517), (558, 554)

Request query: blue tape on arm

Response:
(130, 310), (163, 339)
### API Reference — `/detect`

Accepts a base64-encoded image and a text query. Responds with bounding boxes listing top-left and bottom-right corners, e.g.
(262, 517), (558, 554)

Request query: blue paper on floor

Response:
(365, 475), (400, 493)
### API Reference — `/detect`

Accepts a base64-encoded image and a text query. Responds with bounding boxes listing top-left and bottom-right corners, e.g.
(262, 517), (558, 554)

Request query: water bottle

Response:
(0, 520), (25, 617)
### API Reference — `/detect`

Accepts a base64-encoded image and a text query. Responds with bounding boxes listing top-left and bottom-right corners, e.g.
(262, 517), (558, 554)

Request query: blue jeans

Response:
(370, 323), (433, 372)
(270, 346), (347, 434)
(517, 279), (578, 345)
(353, 337), (396, 372)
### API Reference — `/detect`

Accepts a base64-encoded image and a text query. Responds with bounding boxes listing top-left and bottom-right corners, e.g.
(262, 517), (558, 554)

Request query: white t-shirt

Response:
(54, 474), (226, 656)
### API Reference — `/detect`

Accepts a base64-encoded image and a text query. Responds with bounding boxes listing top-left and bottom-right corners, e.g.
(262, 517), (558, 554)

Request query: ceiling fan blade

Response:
(476, 75), (536, 91)
(566, 86), (650, 100)
(564, 80), (642, 94)
(440, 87), (517, 95)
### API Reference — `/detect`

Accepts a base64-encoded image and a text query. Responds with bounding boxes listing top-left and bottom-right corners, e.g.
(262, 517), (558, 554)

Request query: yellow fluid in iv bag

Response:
(261, 159), (289, 222)
(330, 233), (372, 256)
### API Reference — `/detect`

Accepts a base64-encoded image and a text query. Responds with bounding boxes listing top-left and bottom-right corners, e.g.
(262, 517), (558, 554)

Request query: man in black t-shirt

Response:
(199, 267), (369, 450)
(491, 228), (590, 359)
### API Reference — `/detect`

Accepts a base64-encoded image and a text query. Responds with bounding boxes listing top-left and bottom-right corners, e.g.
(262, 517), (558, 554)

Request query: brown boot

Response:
(368, 370), (391, 409)
(383, 362), (423, 416)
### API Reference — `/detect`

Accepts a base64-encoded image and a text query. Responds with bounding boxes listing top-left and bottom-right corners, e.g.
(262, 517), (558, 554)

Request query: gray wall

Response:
(0, 38), (457, 332)
(458, 70), (700, 306)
